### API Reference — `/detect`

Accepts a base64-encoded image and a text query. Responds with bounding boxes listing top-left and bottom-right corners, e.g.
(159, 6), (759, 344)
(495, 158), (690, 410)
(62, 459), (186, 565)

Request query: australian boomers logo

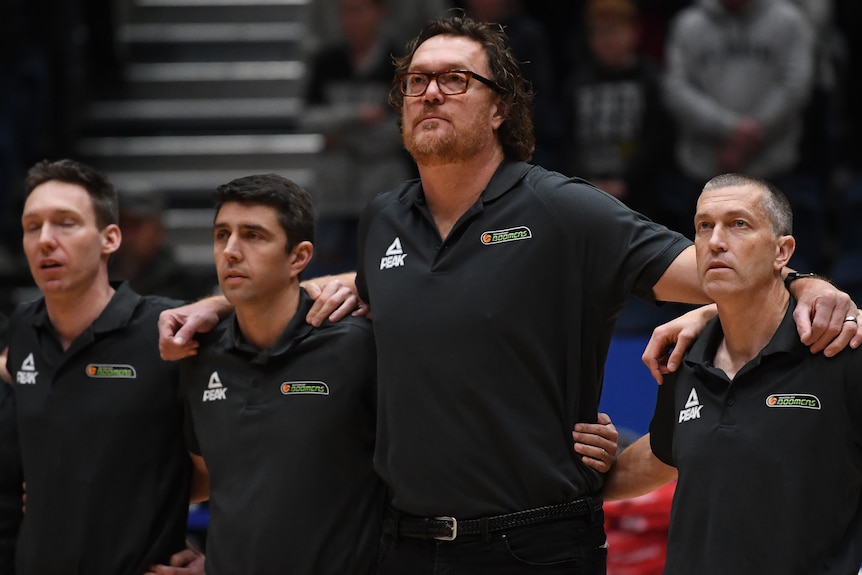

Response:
(281, 381), (330, 396)
(480, 226), (532, 246)
(766, 394), (821, 410)
(380, 237), (407, 270)
(678, 388), (703, 423)
(86, 364), (136, 378)
(202, 372), (227, 402)
(16, 353), (38, 385)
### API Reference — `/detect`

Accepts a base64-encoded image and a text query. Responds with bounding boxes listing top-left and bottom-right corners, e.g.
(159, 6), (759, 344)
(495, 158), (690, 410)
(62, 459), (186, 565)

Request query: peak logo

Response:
(380, 237), (407, 269)
(678, 388), (703, 423)
(281, 381), (329, 396)
(16, 353), (38, 385)
(766, 394), (820, 410)
(203, 372), (227, 402)
(86, 364), (136, 379)
(480, 226), (532, 245)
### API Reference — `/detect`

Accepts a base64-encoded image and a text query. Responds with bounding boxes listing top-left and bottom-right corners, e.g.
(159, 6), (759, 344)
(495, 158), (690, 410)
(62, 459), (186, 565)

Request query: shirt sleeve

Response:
(649, 371), (678, 466)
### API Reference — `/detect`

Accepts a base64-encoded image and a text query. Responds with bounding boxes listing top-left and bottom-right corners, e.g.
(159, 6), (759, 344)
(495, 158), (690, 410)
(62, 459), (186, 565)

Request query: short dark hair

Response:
(214, 174), (315, 252)
(389, 12), (535, 162)
(24, 159), (119, 229)
(702, 173), (793, 235)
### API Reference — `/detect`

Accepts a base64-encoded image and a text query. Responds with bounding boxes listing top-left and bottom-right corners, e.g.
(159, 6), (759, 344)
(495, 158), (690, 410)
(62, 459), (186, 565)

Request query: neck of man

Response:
(44, 269), (116, 351)
(713, 278), (789, 380)
(234, 282), (302, 350)
(418, 145), (505, 240)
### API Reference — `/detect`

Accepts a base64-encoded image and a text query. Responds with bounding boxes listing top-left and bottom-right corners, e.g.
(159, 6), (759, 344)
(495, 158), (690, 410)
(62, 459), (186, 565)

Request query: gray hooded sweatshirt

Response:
(663, 0), (814, 180)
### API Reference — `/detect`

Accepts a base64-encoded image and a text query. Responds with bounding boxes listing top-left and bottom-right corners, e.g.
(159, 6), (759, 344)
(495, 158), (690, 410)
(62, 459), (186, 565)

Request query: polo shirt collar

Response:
(31, 281), (142, 335)
(405, 159), (533, 208)
(221, 288), (315, 362)
(684, 298), (802, 372)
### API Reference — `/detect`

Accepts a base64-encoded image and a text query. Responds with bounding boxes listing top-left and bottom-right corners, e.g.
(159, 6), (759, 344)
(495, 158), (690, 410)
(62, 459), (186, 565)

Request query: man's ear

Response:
(289, 241), (314, 278)
(775, 234), (796, 270)
(102, 224), (122, 256)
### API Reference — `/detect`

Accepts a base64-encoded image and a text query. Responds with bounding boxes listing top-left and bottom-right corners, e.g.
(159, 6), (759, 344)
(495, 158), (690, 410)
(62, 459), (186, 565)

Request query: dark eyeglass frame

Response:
(397, 70), (504, 97)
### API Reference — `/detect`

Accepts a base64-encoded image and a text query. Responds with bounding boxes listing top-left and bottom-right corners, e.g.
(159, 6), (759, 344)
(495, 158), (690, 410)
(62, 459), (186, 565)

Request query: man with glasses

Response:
(160, 14), (860, 575)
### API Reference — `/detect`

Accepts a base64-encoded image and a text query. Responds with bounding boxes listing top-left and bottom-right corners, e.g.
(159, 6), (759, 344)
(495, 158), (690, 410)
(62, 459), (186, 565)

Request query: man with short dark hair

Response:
(8, 159), (191, 575)
(173, 174), (383, 575)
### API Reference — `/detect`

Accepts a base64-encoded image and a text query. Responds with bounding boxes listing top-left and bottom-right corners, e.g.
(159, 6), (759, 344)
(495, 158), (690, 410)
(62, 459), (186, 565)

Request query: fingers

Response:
(822, 308), (862, 357)
(159, 329), (200, 362)
(641, 331), (673, 385)
(146, 548), (206, 575)
(170, 549), (203, 567)
(797, 292), (855, 354)
(573, 414), (620, 473)
(305, 281), (359, 327)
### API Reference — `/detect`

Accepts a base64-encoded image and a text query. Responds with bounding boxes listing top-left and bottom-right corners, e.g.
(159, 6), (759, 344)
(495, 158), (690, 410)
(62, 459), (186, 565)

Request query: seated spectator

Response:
(300, 0), (413, 276)
(566, 0), (672, 223)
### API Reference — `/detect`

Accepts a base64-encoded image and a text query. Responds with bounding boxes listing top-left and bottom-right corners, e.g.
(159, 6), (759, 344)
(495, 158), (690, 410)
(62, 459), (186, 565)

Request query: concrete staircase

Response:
(76, 0), (322, 273)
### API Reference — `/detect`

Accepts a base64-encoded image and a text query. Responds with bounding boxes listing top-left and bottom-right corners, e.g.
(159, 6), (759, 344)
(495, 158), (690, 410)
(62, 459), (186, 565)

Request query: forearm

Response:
(652, 245), (712, 304)
(603, 434), (677, 501)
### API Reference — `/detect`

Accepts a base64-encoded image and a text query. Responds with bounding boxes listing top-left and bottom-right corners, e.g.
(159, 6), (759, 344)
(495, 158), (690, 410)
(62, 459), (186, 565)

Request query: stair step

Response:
(130, 0), (309, 26)
(103, 167), (317, 196)
(120, 22), (303, 43)
(128, 60), (304, 82)
(78, 133), (323, 157)
(118, 61), (305, 100)
(85, 97), (304, 129)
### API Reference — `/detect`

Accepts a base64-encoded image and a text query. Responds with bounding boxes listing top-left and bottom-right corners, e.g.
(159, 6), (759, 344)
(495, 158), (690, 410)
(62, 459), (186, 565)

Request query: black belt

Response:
(382, 497), (601, 542)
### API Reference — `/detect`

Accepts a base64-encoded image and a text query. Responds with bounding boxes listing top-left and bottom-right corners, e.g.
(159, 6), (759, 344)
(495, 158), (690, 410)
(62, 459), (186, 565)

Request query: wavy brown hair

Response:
(389, 13), (536, 162)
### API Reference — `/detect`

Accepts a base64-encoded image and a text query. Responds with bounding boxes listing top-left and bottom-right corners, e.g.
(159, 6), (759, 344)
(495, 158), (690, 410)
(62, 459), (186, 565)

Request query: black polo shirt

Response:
(8, 283), (190, 575)
(0, 313), (22, 574)
(0, 379), (21, 575)
(651, 300), (862, 574)
(356, 159), (690, 517)
(182, 289), (383, 575)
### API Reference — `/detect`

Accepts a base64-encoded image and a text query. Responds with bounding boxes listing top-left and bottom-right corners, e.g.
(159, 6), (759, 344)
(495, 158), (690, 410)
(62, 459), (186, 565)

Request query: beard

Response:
(402, 107), (490, 166)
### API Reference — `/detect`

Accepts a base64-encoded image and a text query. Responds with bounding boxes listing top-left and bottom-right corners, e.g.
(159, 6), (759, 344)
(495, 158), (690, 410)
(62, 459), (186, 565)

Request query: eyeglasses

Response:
(397, 70), (503, 97)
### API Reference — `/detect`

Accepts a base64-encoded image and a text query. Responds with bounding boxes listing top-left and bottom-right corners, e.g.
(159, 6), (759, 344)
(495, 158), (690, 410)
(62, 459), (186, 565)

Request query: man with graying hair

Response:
(604, 173), (862, 574)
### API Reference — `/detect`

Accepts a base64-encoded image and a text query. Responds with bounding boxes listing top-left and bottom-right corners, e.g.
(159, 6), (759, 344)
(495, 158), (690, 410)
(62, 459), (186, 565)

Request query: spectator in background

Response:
(111, 190), (215, 301)
(305, 0), (452, 55)
(660, 0), (819, 268)
(300, 0), (413, 276)
(460, 0), (568, 171)
(0, 312), (22, 575)
(566, 0), (672, 223)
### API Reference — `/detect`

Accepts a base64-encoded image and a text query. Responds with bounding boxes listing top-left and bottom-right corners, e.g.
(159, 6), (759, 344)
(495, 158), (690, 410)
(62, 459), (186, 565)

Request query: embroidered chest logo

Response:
(203, 372), (227, 402)
(765, 394), (821, 410)
(16, 353), (38, 385)
(480, 226), (532, 245)
(678, 388), (703, 423)
(380, 237), (407, 270)
(86, 364), (136, 378)
(281, 381), (329, 396)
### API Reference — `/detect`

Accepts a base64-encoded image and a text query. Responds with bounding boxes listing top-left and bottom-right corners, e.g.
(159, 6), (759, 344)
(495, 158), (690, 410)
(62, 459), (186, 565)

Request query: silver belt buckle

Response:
(434, 516), (457, 541)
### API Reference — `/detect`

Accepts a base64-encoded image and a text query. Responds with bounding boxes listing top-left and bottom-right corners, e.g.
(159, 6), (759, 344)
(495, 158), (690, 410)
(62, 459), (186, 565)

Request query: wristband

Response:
(783, 271), (821, 291)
